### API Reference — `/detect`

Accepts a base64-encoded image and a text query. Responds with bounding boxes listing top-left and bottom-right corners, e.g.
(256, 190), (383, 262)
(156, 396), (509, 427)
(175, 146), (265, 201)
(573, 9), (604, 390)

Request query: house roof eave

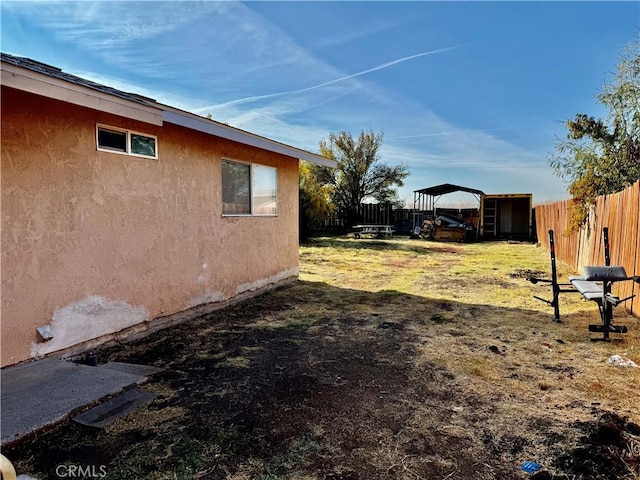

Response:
(162, 109), (336, 167)
(1, 60), (164, 127)
(1, 53), (336, 168)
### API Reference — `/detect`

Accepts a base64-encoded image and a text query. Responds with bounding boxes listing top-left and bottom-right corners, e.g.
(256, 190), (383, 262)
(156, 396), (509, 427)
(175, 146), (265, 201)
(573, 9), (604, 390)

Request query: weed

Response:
(218, 356), (251, 368)
(430, 313), (449, 324)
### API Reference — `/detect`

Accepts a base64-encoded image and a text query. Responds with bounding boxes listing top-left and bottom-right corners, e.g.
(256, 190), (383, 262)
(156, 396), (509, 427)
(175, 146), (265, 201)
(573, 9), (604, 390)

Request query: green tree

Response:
(299, 161), (333, 240)
(315, 130), (409, 227)
(549, 36), (640, 231)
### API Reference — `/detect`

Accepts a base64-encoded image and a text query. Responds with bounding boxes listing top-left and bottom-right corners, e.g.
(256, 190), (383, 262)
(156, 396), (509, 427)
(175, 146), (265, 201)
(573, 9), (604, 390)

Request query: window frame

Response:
(96, 124), (158, 160)
(221, 158), (278, 217)
(221, 159), (252, 216)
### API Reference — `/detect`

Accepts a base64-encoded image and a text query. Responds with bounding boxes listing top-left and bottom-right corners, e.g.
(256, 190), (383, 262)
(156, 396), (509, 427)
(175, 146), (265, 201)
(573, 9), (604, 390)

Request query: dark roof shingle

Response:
(1, 52), (157, 107)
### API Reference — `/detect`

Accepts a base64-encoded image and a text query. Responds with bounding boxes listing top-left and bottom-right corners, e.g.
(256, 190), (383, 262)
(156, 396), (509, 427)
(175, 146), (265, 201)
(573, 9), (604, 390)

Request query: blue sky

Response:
(2, 1), (638, 206)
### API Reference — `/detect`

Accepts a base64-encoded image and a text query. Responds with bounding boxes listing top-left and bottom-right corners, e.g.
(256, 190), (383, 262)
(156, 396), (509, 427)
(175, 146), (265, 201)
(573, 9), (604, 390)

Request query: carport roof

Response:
(414, 183), (485, 197)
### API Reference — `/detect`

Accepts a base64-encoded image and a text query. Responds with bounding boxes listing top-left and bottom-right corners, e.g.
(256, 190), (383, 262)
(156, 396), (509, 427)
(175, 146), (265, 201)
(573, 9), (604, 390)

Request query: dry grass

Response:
(299, 236), (640, 479)
(6, 235), (640, 480)
(301, 237), (640, 420)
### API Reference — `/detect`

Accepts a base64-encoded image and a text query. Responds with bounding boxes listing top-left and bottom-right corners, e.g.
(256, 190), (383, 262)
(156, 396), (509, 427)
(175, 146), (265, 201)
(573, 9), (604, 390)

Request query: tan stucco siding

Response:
(1, 87), (299, 367)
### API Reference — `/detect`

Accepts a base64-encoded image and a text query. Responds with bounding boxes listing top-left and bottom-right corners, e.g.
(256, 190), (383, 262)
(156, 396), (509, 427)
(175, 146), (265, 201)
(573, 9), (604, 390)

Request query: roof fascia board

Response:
(484, 193), (532, 199)
(1, 64), (164, 126)
(163, 109), (336, 167)
(2, 59), (336, 167)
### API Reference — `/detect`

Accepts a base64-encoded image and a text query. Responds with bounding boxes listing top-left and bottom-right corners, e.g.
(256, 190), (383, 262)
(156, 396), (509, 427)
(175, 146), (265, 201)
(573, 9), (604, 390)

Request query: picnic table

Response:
(352, 225), (395, 238)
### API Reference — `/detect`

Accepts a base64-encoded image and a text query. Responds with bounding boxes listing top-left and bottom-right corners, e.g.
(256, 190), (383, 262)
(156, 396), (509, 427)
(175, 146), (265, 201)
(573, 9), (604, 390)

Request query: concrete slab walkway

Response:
(1, 358), (147, 446)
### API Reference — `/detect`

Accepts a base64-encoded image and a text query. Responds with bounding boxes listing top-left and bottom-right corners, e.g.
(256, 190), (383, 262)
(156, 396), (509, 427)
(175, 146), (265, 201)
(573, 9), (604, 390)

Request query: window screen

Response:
(222, 161), (251, 215)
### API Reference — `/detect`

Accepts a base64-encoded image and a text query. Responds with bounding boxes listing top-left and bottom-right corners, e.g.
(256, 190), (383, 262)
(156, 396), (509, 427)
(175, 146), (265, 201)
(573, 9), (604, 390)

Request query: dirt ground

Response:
(5, 238), (640, 480)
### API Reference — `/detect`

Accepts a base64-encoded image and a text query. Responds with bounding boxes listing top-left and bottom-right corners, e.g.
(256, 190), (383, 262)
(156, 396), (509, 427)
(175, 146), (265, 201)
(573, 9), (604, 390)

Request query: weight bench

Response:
(528, 228), (639, 341)
(569, 266), (638, 340)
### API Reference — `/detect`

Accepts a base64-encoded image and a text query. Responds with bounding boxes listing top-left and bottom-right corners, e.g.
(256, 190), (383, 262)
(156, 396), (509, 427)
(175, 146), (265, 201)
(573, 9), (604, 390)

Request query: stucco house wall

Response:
(1, 86), (303, 367)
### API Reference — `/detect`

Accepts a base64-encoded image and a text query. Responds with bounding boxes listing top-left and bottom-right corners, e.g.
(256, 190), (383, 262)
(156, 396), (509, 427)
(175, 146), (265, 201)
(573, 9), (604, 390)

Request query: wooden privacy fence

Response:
(535, 180), (640, 317)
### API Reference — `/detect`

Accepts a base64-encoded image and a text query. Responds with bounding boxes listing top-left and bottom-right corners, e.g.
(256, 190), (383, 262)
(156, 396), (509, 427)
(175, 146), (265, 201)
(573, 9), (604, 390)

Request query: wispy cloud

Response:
(199, 44), (466, 111)
(387, 128), (511, 140)
(312, 19), (406, 49)
(5, 1), (311, 85)
(1, 0), (568, 203)
(3, 1), (229, 47)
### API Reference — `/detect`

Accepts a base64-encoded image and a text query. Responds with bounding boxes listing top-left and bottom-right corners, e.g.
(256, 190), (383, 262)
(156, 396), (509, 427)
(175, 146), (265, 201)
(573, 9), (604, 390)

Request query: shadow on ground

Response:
(300, 237), (463, 255)
(5, 281), (639, 480)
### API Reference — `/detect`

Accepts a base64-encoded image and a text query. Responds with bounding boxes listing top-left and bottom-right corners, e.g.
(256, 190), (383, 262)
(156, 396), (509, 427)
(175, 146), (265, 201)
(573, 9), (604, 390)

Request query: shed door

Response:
(500, 201), (512, 233)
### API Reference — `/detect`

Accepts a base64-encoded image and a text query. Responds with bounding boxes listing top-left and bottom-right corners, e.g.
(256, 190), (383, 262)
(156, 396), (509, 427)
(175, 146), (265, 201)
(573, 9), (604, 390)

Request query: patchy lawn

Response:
(6, 237), (640, 480)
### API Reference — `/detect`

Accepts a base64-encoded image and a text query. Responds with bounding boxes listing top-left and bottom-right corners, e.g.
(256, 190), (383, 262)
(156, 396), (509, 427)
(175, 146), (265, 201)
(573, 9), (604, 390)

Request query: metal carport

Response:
(412, 183), (485, 231)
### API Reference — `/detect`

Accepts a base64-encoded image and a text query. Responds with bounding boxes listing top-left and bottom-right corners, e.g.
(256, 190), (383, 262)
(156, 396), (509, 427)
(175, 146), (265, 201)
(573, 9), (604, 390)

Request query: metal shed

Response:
(480, 193), (533, 239)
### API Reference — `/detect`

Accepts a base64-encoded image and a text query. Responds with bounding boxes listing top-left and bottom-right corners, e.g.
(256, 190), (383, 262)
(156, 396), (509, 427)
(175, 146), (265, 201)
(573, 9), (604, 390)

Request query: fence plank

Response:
(535, 180), (640, 319)
(631, 183), (640, 315)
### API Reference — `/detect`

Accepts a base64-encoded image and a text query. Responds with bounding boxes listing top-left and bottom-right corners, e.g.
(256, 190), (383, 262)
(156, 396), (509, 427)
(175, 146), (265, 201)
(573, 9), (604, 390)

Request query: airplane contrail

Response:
(202, 44), (465, 111)
(387, 127), (508, 140)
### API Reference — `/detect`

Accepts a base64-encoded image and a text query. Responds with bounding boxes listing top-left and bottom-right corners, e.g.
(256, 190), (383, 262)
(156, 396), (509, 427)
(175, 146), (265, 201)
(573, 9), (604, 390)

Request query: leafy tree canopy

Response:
(299, 161), (333, 240)
(315, 130), (409, 227)
(549, 36), (640, 231)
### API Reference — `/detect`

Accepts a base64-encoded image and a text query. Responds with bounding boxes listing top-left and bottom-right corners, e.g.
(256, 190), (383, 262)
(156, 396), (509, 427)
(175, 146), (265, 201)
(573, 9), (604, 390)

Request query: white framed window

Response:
(96, 124), (157, 159)
(222, 160), (251, 215)
(222, 159), (277, 216)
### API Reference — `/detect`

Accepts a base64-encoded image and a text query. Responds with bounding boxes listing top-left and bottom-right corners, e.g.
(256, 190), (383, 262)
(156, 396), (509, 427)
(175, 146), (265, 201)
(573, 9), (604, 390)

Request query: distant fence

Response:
(324, 203), (478, 234)
(534, 180), (640, 317)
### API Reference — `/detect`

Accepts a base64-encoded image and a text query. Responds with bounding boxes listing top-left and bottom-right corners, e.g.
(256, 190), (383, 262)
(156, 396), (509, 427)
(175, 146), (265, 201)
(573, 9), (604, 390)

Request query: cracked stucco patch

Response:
(31, 296), (148, 357)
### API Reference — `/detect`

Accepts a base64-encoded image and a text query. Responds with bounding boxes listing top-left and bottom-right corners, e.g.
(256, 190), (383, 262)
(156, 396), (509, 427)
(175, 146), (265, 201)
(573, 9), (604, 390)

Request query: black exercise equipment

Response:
(528, 228), (639, 341)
